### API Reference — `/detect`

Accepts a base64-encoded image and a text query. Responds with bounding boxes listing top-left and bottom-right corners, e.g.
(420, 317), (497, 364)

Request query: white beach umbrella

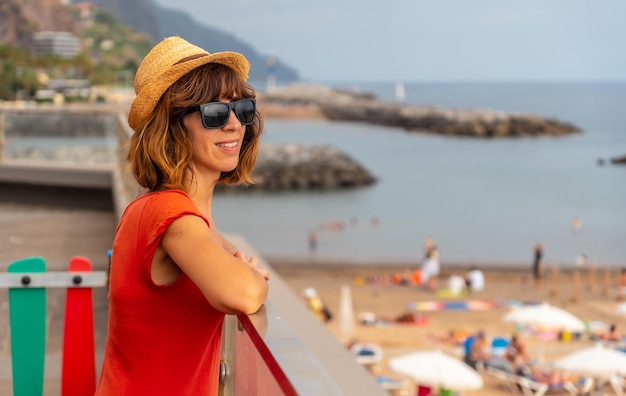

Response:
(502, 302), (586, 332)
(617, 302), (626, 315)
(554, 343), (626, 378)
(338, 284), (355, 343)
(388, 350), (483, 391)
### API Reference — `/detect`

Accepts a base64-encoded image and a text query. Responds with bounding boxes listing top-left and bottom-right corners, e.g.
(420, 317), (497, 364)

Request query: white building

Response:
(33, 31), (80, 59)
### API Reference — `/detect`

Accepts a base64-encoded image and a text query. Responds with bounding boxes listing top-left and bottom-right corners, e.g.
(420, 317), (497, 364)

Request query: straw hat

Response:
(128, 36), (250, 130)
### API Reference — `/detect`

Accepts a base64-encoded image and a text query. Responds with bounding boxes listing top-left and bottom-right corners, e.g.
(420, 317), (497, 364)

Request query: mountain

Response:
(153, 6), (298, 83)
(70, 0), (299, 83)
(71, 0), (160, 42)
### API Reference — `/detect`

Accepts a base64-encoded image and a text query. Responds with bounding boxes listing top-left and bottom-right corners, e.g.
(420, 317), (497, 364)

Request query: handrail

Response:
(224, 235), (387, 396)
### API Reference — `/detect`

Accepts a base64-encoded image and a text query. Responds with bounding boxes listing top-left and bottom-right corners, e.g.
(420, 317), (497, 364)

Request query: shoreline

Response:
(265, 255), (623, 274)
(267, 256), (531, 272)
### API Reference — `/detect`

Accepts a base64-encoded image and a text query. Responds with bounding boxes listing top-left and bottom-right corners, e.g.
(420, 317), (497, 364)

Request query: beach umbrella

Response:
(617, 302), (626, 315)
(338, 284), (355, 343)
(554, 343), (626, 378)
(502, 302), (585, 332)
(388, 350), (483, 391)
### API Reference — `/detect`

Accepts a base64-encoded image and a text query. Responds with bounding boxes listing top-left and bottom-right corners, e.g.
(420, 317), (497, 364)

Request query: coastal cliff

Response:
(260, 84), (582, 138)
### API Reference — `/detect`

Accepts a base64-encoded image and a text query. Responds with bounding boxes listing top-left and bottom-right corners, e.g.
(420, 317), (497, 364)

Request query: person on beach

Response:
(465, 266), (485, 292)
(423, 236), (436, 259)
(463, 330), (491, 370)
(308, 229), (318, 254)
(420, 238), (440, 290)
(575, 252), (587, 268)
(532, 243), (544, 285)
(302, 287), (332, 323)
(504, 334), (531, 373)
(599, 323), (622, 342)
(95, 37), (269, 396)
(428, 328), (468, 346)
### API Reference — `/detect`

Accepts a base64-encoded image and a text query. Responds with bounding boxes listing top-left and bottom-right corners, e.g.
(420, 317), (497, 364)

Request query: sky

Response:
(152, 0), (626, 83)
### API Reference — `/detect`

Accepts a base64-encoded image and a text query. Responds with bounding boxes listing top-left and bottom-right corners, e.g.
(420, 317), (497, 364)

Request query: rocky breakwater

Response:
(611, 154), (626, 164)
(3, 142), (376, 191)
(220, 144), (376, 192)
(260, 84), (582, 138)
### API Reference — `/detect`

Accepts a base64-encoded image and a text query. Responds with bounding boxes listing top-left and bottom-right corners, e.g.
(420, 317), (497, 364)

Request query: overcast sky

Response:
(152, 0), (626, 83)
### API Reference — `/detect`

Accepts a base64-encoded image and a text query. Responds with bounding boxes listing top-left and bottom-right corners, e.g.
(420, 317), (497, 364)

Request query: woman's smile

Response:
(215, 139), (239, 152)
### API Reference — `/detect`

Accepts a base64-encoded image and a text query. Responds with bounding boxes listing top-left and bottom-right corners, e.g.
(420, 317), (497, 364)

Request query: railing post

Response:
(62, 256), (97, 396)
(8, 257), (47, 396)
(219, 315), (237, 396)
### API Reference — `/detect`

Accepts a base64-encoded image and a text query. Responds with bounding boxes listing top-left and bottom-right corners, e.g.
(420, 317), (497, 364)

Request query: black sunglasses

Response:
(186, 98), (256, 129)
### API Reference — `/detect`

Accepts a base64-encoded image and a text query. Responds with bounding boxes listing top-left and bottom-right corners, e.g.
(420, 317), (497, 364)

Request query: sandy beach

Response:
(271, 259), (626, 395)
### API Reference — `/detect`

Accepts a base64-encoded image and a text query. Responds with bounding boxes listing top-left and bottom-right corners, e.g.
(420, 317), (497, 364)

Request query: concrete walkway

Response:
(0, 184), (116, 395)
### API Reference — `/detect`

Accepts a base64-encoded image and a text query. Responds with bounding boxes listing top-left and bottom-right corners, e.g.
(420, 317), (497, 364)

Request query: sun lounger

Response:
(375, 376), (410, 396)
(516, 376), (580, 396)
(485, 366), (524, 393)
(485, 365), (582, 396)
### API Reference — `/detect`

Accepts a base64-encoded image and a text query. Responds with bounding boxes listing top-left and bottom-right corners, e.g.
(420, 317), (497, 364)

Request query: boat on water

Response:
(394, 81), (406, 101)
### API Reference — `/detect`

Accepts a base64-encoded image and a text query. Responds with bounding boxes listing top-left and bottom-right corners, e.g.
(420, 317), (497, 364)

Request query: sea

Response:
(5, 81), (626, 268)
(215, 81), (626, 268)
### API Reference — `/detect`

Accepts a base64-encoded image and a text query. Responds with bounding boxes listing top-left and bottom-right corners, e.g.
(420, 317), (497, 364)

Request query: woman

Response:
(96, 37), (269, 395)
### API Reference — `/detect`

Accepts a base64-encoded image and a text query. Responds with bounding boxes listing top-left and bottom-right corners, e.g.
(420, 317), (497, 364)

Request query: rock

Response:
(219, 144), (376, 192)
(611, 154), (626, 164)
(260, 83), (582, 138)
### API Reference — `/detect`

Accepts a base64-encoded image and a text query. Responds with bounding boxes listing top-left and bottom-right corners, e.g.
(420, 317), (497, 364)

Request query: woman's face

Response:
(183, 97), (246, 181)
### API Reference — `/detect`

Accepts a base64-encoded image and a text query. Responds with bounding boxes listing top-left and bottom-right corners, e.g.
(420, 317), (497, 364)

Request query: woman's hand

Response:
(234, 250), (270, 281)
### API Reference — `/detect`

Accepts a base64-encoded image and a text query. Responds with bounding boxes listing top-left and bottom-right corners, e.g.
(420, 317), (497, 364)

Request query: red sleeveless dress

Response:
(96, 190), (224, 395)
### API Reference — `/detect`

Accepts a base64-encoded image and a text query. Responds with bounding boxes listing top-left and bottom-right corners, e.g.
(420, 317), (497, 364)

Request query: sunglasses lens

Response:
(197, 99), (256, 128)
(201, 103), (230, 128)
(235, 99), (256, 125)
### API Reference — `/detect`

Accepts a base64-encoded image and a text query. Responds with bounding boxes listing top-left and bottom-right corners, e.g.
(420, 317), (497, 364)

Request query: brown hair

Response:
(127, 63), (262, 191)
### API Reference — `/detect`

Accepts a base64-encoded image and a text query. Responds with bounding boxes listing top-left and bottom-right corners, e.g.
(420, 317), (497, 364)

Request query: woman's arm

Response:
(161, 214), (269, 314)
